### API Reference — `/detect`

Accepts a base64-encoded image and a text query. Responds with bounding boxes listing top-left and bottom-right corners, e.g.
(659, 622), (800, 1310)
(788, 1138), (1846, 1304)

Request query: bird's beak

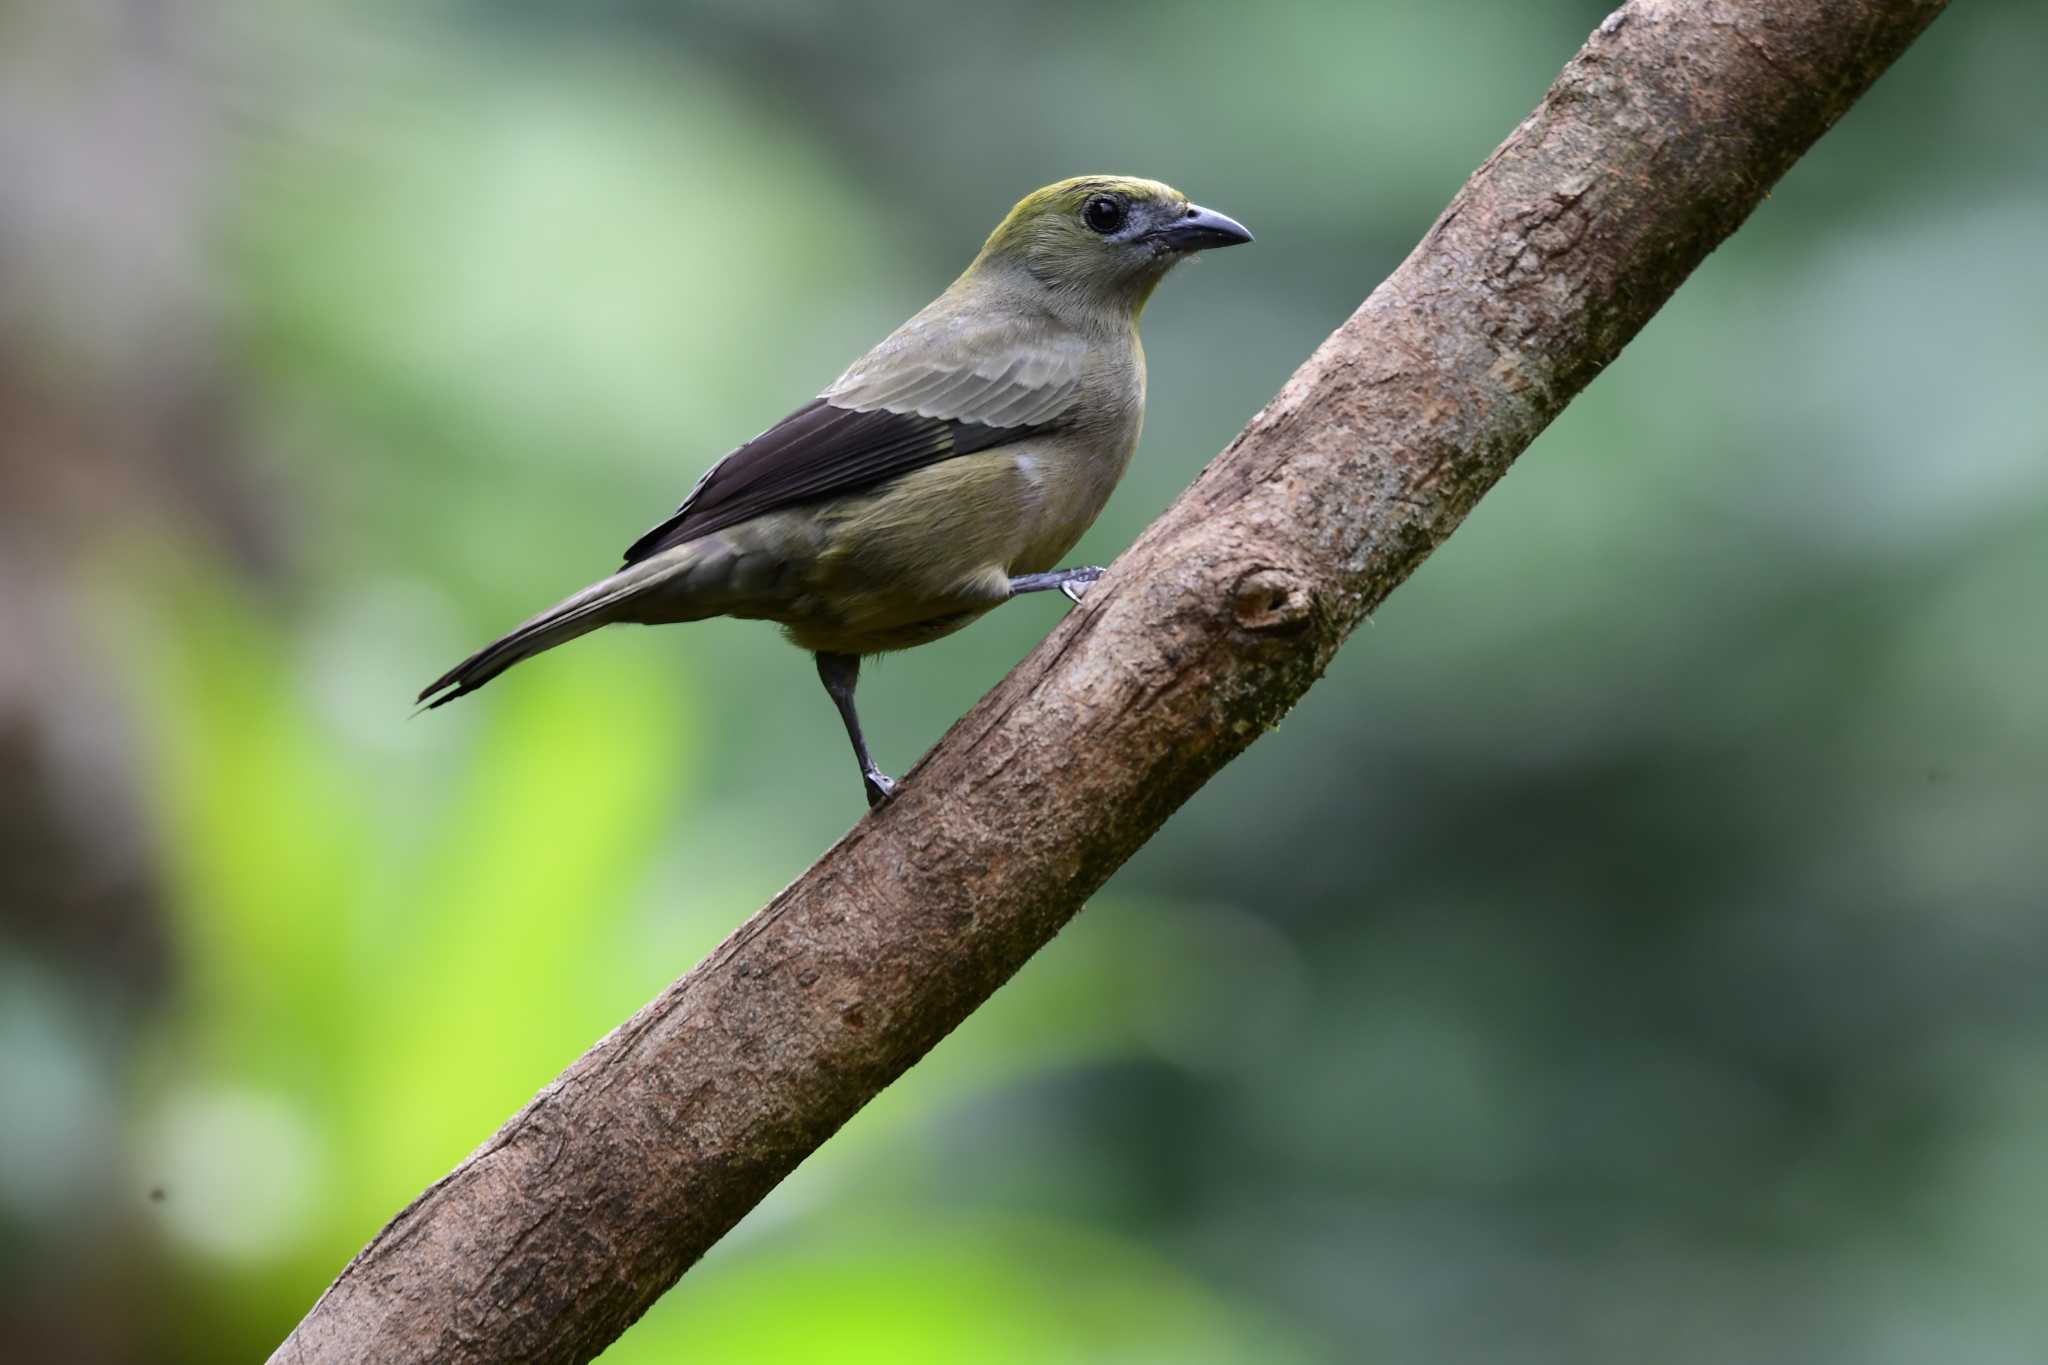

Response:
(1151, 203), (1254, 252)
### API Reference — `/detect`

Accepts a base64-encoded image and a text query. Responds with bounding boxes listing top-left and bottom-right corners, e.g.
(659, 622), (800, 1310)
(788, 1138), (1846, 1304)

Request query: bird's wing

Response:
(621, 318), (1087, 565)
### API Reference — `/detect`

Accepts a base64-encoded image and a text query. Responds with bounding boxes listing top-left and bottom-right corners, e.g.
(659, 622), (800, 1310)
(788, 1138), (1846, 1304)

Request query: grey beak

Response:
(1153, 203), (1254, 251)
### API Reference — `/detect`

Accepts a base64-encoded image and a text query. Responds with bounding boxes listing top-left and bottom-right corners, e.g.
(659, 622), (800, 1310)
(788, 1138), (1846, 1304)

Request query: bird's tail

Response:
(417, 553), (687, 709)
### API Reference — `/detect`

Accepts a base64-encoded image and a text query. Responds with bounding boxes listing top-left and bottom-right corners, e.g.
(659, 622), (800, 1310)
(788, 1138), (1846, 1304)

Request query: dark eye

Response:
(1083, 195), (1127, 234)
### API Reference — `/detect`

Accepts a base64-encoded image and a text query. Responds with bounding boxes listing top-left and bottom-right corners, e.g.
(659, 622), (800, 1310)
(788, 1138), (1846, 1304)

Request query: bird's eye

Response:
(1083, 195), (1128, 235)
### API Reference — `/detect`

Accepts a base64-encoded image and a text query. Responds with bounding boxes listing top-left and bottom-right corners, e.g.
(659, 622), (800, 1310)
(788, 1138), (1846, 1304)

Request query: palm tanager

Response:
(420, 175), (1252, 807)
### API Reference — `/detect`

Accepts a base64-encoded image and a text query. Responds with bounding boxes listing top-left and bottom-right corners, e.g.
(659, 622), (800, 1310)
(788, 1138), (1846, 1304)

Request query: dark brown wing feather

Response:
(621, 399), (1050, 565)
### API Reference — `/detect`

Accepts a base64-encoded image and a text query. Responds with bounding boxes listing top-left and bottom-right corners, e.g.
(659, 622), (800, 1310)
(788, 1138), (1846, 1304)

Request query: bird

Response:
(418, 175), (1252, 808)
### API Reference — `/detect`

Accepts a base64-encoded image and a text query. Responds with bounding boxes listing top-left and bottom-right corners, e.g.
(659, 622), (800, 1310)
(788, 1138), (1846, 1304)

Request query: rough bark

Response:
(273, 2), (1949, 1360)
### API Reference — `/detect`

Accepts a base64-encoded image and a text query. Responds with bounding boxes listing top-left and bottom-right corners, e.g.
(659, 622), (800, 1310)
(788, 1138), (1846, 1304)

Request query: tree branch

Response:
(272, 2), (1948, 1360)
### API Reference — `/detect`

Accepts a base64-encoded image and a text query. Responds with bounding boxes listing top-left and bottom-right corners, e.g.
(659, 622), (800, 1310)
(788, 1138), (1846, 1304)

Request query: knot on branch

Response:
(1231, 568), (1316, 638)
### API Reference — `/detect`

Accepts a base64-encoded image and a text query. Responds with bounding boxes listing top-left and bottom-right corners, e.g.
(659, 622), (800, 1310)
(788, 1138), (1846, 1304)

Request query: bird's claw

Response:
(863, 771), (898, 808)
(1059, 567), (1106, 603)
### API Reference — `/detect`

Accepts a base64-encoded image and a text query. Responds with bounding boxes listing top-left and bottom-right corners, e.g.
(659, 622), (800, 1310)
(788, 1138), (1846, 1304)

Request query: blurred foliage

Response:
(3, 1), (2046, 1362)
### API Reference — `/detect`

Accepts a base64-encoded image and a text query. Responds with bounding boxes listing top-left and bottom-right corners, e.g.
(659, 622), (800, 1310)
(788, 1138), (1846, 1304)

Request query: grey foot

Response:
(864, 770), (898, 808)
(1010, 565), (1106, 603)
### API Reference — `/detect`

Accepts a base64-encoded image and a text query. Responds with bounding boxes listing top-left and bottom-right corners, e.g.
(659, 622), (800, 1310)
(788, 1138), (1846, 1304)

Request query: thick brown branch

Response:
(272, 2), (1948, 1360)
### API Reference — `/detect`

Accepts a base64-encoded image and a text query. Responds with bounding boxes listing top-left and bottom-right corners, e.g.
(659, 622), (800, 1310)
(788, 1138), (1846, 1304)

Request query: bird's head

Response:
(970, 176), (1252, 313)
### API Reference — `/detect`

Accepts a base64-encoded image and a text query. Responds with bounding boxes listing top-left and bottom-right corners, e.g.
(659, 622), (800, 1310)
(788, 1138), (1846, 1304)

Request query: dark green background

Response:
(3, 1), (2044, 1360)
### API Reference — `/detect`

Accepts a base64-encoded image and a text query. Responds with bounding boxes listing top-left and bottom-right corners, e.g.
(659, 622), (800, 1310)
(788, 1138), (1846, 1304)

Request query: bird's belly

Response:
(1000, 443), (1121, 574)
(767, 439), (1127, 654)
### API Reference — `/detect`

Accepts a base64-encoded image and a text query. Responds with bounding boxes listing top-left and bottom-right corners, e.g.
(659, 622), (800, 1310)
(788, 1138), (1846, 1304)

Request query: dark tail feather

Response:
(417, 562), (665, 709)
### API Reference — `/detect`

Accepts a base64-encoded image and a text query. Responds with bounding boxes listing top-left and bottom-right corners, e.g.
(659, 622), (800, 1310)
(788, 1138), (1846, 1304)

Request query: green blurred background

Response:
(3, 1), (2044, 1361)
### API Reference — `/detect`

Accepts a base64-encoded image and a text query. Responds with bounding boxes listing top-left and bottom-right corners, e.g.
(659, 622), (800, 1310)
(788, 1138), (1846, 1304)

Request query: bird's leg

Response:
(814, 651), (896, 808)
(1008, 565), (1106, 604)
